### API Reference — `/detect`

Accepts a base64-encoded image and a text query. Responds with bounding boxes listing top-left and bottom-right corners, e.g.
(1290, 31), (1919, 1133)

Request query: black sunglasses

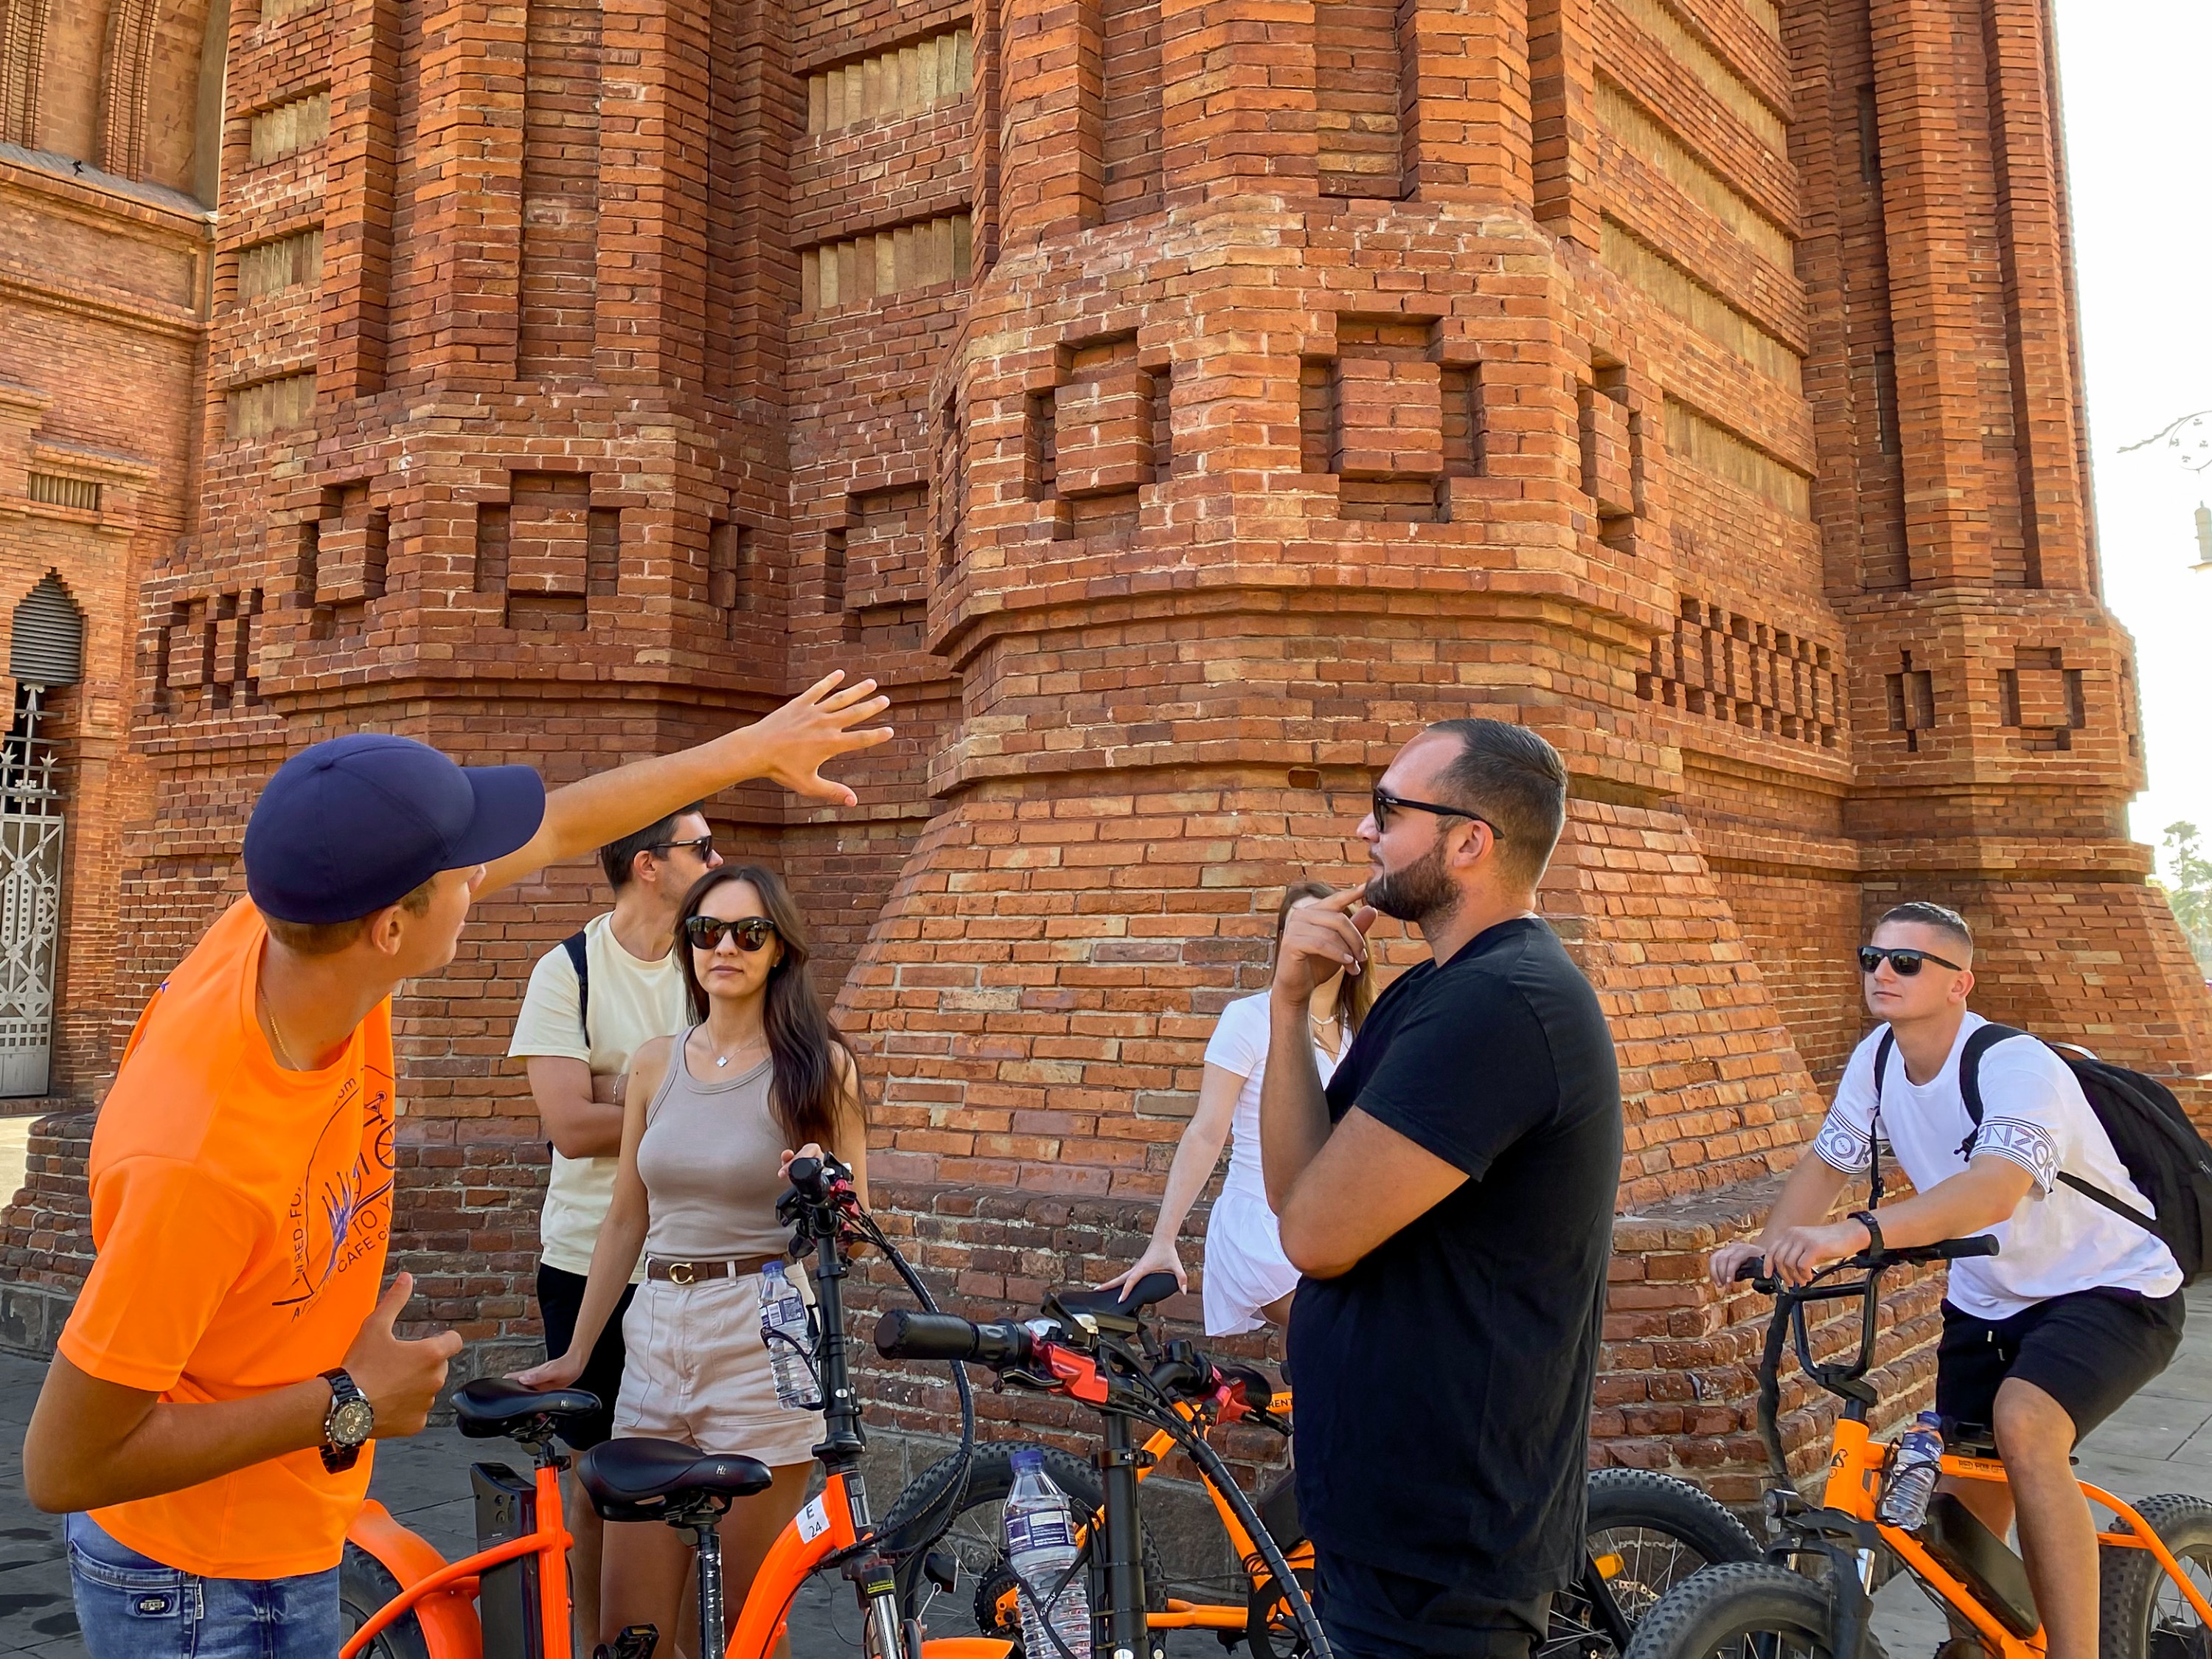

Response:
(649, 834), (717, 860)
(684, 914), (777, 953)
(1857, 945), (1964, 976)
(1371, 785), (1500, 841)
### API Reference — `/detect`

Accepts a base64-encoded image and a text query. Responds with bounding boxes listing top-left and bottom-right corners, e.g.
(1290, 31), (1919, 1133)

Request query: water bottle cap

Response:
(1010, 1447), (1043, 1475)
(1916, 1411), (1943, 1427)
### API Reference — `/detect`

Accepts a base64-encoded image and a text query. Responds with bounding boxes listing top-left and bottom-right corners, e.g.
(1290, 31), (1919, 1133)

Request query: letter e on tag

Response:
(796, 1494), (832, 1542)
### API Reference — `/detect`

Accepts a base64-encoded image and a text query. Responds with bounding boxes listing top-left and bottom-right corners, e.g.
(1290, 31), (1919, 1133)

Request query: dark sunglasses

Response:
(684, 914), (777, 953)
(1371, 785), (1500, 841)
(1857, 945), (1964, 976)
(649, 834), (717, 860)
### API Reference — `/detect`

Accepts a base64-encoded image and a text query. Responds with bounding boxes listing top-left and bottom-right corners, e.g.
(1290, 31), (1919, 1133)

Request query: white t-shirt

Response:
(1811, 1013), (2181, 1318)
(1204, 992), (1343, 1208)
(508, 912), (689, 1278)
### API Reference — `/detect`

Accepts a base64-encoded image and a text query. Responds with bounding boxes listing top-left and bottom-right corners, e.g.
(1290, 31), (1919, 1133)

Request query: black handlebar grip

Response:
(874, 1310), (983, 1361)
(1733, 1256), (1766, 1282)
(1933, 1234), (2000, 1259)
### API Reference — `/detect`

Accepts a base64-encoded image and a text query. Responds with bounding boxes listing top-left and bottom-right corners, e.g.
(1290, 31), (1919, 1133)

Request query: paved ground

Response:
(1, 1284), (2209, 1656)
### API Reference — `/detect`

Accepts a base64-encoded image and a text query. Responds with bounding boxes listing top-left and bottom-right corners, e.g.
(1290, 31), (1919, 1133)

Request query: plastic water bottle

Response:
(1877, 1411), (1945, 1528)
(758, 1260), (815, 1409)
(1004, 1448), (1092, 1659)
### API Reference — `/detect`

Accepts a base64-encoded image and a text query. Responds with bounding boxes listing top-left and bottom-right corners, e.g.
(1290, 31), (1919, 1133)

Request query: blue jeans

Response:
(66, 1514), (342, 1659)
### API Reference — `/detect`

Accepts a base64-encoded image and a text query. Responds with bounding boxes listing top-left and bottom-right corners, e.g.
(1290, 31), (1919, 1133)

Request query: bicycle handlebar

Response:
(873, 1309), (1037, 1367)
(1732, 1234), (1999, 1283)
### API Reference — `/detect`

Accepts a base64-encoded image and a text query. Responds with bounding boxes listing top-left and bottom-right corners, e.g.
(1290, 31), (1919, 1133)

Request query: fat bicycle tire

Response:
(339, 1542), (434, 1659)
(1551, 1470), (1764, 1655)
(2098, 1492), (2212, 1659)
(1619, 1560), (1886, 1659)
(879, 1441), (1168, 1637)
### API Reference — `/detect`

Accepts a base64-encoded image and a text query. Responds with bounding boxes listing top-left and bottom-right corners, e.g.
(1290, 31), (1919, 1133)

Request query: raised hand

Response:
(749, 673), (894, 807)
(342, 1273), (464, 1439)
(1271, 884), (1377, 1003)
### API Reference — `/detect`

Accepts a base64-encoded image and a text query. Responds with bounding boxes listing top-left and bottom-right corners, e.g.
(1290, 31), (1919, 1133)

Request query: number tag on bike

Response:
(796, 1495), (831, 1543)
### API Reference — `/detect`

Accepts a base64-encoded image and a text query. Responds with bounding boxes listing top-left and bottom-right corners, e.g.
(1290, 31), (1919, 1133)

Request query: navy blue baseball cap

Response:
(244, 734), (546, 924)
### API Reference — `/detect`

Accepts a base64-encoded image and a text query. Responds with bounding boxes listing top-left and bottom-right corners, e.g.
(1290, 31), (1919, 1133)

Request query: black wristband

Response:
(1850, 1209), (1884, 1257)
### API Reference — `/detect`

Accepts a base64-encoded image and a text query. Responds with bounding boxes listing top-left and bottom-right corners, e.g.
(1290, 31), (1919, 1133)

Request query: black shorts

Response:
(1314, 1550), (1551, 1659)
(1935, 1287), (2184, 1441)
(535, 1263), (638, 1450)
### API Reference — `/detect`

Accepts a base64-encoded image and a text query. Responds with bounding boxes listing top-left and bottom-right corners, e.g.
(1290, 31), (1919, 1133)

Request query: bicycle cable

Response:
(1113, 1343), (1334, 1659)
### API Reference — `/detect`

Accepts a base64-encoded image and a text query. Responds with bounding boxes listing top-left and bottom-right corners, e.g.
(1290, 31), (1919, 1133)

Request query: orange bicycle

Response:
(876, 1274), (1759, 1659)
(1624, 1236), (2212, 1659)
(338, 1155), (1017, 1659)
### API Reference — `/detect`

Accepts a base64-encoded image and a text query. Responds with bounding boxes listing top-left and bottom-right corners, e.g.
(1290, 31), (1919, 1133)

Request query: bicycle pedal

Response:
(593, 1624), (659, 1659)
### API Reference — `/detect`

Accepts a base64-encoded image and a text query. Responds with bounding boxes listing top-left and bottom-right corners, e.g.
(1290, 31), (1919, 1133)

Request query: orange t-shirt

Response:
(57, 899), (396, 1579)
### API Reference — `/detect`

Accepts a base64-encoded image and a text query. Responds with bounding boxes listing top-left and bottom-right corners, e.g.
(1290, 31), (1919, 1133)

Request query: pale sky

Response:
(2053, 0), (2212, 869)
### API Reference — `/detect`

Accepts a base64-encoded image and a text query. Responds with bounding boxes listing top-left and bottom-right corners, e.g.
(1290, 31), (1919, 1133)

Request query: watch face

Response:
(331, 1398), (376, 1447)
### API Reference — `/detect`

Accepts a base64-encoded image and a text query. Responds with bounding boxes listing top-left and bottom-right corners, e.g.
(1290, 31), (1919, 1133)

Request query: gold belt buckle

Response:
(667, 1261), (695, 1286)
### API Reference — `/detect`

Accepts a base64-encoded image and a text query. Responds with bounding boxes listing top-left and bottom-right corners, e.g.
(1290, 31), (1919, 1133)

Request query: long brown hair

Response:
(674, 863), (854, 1150)
(1278, 879), (1371, 1034)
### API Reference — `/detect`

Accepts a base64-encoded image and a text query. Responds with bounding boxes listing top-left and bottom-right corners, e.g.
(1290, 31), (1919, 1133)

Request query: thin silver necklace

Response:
(706, 1031), (768, 1070)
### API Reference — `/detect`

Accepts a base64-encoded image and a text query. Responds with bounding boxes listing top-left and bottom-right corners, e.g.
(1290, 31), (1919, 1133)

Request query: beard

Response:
(1366, 836), (1462, 927)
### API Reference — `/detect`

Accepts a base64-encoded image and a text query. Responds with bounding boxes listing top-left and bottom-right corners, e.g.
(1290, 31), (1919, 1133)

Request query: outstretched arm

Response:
(1104, 1062), (1242, 1292)
(478, 672), (892, 899)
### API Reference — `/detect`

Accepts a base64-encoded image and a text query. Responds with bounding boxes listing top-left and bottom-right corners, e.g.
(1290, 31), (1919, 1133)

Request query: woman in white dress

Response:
(1104, 881), (1371, 1334)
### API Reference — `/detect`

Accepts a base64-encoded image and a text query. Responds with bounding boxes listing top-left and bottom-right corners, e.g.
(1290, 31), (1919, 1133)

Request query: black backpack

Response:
(1874, 1024), (2212, 1284)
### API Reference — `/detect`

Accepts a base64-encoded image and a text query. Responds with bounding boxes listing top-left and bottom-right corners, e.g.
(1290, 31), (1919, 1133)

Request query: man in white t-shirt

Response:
(508, 804), (719, 1636)
(1711, 902), (2183, 1659)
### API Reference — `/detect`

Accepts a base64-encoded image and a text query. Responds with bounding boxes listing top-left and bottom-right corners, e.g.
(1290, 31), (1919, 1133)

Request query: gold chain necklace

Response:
(260, 985), (302, 1071)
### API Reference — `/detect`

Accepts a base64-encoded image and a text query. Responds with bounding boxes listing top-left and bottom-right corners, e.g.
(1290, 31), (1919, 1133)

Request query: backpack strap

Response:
(1955, 1023), (2028, 1158)
(562, 930), (591, 1046)
(1868, 1029), (1896, 1208)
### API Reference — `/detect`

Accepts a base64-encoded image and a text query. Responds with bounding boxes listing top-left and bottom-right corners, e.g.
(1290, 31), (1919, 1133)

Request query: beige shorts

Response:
(613, 1270), (823, 1467)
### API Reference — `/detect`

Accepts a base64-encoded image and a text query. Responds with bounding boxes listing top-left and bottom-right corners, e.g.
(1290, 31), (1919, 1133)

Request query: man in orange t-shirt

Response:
(24, 672), (890, 1659)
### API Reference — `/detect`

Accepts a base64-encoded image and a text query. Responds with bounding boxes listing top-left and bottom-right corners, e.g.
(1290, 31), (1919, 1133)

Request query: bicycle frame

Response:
(1748, 1244), (2212, 1659)
(343, 1459), (571, 1659)
(1815, 1418), (2212, 1659)
(1107, 1388), (1309, 1636)
(346, 1158), (1020, 1659)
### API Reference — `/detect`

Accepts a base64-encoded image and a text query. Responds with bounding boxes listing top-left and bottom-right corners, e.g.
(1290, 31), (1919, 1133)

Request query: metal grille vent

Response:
(10, 575), (85, 688)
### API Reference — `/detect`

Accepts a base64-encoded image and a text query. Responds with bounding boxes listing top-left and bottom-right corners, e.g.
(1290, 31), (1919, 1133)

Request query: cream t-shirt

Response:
(508, 911), (689, 1277)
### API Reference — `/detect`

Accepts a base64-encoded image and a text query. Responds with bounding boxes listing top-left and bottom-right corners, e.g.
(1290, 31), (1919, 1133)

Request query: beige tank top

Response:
(635, 1030), (793, 1260)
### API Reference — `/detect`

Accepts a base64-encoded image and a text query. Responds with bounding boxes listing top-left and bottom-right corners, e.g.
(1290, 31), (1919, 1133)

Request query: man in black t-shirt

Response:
(1261, 719), (1622, 1659)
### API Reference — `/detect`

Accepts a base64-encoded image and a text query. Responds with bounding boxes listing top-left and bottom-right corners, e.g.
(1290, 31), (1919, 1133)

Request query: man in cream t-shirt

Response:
(509, 804), (719, 1635)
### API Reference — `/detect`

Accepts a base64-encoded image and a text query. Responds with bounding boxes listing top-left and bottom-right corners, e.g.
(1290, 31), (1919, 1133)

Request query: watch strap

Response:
(1850, 1209), (1884, 1258)
(319, 1367), (371, 1473)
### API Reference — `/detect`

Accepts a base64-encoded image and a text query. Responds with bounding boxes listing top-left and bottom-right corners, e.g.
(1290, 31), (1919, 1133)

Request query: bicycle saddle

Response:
(1051, 1270), (1180, 1326)
(451, 1377), (604, 1440)
(577, 1437), (775, 1523)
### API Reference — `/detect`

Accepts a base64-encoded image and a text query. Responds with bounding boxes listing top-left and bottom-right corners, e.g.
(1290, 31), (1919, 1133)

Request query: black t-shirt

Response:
(1287, 916), (1622, 1599)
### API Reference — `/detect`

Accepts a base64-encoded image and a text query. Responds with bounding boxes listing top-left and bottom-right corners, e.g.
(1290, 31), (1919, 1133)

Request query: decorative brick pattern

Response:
(1643, 596), (1842, 749)
(236, 226), (321, 301)
(246, 91), (328, 164)
(807, 31), (972, 133)
(801, 214), (972, 313)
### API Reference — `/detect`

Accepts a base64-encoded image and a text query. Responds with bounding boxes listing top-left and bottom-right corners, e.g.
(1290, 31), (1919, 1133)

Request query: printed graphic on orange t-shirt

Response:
(57, 899), (397, 1579)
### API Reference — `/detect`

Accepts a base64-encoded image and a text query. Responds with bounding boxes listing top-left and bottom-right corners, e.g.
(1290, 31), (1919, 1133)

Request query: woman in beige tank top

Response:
(517, 863), (869, 1650)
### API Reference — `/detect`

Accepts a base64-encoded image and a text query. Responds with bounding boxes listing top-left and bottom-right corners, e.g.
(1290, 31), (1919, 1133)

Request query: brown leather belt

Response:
(644, 1252), (781, 1286)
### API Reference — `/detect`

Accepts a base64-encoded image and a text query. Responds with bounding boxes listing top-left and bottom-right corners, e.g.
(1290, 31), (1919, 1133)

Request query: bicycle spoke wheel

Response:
(2100, 1494), (2212, 1659)
(1548, 1470), (1761, 1658)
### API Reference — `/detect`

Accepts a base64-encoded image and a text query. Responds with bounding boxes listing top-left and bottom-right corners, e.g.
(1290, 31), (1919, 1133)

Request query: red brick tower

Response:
(2, 0), (2205, 1489)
